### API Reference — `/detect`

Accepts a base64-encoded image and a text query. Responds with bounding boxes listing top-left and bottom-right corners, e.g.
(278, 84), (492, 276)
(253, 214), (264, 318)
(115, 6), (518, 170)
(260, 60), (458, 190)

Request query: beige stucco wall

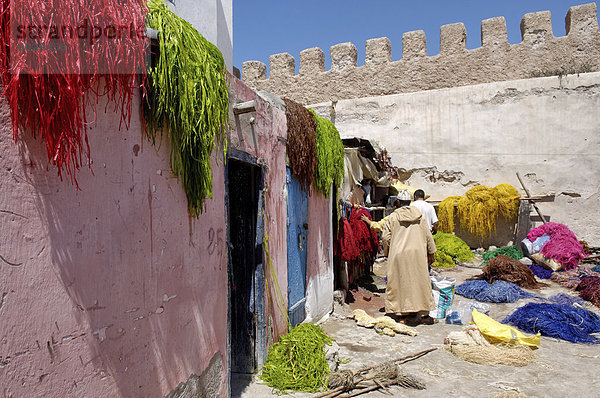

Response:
(242, 3), (600, 106)
(309, 72), (600, 246)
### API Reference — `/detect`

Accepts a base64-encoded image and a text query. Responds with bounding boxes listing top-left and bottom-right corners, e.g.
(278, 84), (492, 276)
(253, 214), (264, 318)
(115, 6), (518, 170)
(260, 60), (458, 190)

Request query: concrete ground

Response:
(232, 260), (600, 398)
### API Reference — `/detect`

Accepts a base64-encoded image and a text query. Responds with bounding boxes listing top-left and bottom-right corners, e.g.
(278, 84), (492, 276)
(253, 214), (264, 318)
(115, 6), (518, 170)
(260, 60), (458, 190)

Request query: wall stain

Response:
(148, 178), (154, 263)
(0, 292), (6, 310)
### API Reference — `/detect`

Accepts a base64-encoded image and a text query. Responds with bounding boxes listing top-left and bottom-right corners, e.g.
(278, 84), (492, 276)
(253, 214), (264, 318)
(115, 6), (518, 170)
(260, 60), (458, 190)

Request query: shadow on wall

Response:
(16, 110), (227, 397)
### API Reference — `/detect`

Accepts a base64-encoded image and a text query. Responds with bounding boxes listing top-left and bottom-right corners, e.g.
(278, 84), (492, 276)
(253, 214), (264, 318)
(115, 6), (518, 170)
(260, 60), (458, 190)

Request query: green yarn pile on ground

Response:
(482, 246), (523, 265)
(260, 323), (334, 393)
(145, 0), (229, 216)
(434, 251), (456, 268)
(433, 232), (475, 268)
(308, 109), (345, 197)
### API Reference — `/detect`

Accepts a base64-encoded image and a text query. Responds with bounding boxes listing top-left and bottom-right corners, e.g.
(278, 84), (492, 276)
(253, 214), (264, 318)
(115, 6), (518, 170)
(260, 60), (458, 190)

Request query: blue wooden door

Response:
(286, 168), (308, 327)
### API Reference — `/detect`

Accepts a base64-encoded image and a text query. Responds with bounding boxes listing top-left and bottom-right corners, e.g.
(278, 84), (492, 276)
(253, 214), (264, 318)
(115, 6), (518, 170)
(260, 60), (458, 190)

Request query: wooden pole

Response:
(337, 385), (380, 398)
(516, 172), (547, 224)
(314, 348), (437, 398)
(313, 386), (344, 398)
(356, 347), (437, 373)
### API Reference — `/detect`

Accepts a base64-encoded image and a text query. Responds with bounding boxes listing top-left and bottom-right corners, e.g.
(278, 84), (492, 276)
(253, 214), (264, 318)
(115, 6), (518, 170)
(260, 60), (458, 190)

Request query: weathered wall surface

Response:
(0, 93), (229, 397)
(310, 72), (600, 245)
(229, 78), (290, 343)
(230, 77), (336, 331)
(0, 2), (236, 395)
(243, 3), (600, 105)
(305, 190), (334, 324)
(168, 0), (233, 71)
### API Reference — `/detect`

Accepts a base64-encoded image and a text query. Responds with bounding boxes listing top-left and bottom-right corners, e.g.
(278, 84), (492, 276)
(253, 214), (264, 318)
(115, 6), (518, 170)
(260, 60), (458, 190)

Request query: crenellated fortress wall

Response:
(242, 3), (600, 104)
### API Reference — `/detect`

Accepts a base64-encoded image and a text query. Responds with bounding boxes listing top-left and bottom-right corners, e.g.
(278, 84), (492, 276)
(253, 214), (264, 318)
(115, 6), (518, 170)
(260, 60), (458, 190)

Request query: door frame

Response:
(225, 149), (267, 380)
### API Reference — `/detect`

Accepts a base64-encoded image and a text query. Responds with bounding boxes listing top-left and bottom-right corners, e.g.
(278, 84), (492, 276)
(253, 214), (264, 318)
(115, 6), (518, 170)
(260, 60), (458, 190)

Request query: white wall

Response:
(305, 188), (335, 324)
(167, 0), (233, 71)
(310, 72), (600, 245)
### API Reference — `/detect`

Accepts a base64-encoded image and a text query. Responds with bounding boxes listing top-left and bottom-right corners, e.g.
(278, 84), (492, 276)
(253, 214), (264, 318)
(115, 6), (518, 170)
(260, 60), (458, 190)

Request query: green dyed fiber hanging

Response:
(145, 0), (229, 216)
(309, 109), (345, 196)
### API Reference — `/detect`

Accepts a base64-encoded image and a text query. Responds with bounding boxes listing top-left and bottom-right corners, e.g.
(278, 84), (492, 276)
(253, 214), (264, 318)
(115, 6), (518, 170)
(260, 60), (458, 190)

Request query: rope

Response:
(316, 349), (436, 398)
(264, 215), (291, 331)
(328, 370), (358, 390)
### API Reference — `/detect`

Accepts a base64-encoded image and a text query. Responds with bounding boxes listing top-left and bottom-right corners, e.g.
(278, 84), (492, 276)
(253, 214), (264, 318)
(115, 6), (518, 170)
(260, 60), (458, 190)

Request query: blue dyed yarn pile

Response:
(455, 280), (537, 303)
(527, 263), (554, 279)
(548, 293), (586, 307)
(591, 265), (600, 273)
(503, 303), (600, 344)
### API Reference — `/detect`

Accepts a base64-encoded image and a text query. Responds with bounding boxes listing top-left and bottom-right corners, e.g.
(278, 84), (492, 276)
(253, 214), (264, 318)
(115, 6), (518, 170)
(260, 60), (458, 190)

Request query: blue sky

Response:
(233, 0), (599, 73)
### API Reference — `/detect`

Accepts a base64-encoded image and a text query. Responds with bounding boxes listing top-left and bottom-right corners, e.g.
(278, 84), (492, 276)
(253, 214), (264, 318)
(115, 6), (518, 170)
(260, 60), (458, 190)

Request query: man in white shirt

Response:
(411, 189), (439, 234)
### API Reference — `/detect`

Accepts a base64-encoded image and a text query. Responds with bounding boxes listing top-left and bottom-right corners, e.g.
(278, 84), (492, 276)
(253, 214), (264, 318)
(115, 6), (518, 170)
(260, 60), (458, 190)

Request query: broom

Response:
(315, 348), (435, 398)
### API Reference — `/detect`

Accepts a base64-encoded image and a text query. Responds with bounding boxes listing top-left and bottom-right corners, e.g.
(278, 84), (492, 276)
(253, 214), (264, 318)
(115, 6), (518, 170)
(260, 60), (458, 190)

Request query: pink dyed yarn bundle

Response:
(527, 223), (584, 271)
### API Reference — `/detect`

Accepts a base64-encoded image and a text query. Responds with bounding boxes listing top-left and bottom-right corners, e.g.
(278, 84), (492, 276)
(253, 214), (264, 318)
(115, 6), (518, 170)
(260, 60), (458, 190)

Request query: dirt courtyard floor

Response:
(232, 261), (600, 398)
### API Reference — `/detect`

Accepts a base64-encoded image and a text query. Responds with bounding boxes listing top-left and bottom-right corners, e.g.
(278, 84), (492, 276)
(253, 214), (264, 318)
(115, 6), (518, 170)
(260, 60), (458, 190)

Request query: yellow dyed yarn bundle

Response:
(494, 183), (521, 219)
(438, 196), (462, 234)
(438, 184), (520, 237)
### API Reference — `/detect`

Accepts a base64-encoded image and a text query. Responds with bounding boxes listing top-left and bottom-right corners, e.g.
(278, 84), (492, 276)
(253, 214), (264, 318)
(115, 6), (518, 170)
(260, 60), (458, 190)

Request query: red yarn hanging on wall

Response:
(0, 0), (147, 185)
(334, 217), (359, 262)
(348, 207), (379, 257)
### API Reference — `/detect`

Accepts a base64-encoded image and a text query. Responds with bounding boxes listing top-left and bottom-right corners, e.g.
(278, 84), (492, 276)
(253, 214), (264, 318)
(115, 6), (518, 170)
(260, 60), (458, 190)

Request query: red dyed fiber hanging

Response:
(348, 207), (379, 258)
(334, 217), (359, 262)
(334, 207), (379, 263)
(334, 206), (379, 284)
(0, 0), (147, 184)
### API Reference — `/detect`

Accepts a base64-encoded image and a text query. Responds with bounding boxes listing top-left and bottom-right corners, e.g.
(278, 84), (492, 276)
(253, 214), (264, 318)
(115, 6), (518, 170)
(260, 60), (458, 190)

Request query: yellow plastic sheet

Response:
(472, 309), (540, 347)
(389, 181), (430, 199)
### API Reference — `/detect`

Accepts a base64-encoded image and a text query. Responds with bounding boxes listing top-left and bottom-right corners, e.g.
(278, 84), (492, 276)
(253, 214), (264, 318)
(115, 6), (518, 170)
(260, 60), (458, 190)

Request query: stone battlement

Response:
(242, 3), (600, 105)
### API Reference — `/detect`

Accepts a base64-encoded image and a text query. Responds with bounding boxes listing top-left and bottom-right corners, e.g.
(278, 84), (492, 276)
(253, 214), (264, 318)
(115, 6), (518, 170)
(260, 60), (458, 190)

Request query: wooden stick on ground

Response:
(516, 172), (547, 224)
(313, 386), (344, 398)
(314, 348), (437, 398)
(357, 347), (437, 373)
(337, 384), (380, 398)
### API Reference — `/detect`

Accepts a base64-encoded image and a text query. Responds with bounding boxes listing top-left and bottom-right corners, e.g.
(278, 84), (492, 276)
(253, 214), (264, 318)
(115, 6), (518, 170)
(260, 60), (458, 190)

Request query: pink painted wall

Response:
(0, 93), (228, 396)
(230, 76), (335, 329)
(306, 189), (334, 323)
(229, 76), (289, 341)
